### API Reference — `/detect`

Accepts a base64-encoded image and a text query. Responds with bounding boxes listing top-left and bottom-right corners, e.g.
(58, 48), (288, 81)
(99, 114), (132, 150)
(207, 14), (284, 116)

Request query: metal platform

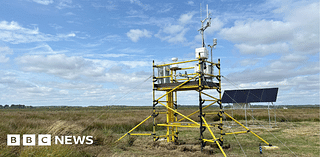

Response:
(154, 81), (219, 91)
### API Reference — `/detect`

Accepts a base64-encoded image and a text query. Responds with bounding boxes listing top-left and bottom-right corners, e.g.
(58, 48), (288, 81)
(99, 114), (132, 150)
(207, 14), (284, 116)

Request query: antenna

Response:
(207, 4), (209, 18)
(200, 3), (202, 22)
(198, 4), (211, 47)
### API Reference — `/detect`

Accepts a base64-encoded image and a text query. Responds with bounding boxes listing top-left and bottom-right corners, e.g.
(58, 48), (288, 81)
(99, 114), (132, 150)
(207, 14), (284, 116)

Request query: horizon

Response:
(1, 103), (319, 108)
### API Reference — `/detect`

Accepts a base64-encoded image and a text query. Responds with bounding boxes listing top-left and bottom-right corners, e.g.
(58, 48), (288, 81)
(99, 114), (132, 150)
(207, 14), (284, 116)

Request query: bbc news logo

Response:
(7, 134), (93, 146)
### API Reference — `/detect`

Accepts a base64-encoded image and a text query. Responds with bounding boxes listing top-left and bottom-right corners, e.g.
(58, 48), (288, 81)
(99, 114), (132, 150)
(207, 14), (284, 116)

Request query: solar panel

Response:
(221, 88), (278, 103)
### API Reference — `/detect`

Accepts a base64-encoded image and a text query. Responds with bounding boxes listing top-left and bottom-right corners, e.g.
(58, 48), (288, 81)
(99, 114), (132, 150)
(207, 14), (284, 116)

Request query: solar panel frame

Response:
(221, 88), (278, 103)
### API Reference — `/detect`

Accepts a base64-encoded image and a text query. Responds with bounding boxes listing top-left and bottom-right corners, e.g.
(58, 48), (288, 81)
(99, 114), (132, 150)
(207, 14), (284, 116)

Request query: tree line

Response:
(0, 104), (33, 109)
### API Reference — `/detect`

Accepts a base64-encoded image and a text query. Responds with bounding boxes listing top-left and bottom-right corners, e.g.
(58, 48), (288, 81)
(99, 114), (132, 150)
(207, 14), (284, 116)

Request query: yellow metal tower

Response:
(116, 4), (272, 156)
(152, 56), (223, 145)
(116, 55), (272, 156)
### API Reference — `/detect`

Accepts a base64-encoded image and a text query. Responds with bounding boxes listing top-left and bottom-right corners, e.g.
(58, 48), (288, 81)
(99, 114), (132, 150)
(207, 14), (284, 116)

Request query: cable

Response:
(221, 77), (298, 156)
(245, 111), (298, 157)
(108, 75), (152, 106)
(223, 115), (247, 157)
(223, 75), (312, 132)
(222, 75), (271, 103)
(90, 75), (153, 123)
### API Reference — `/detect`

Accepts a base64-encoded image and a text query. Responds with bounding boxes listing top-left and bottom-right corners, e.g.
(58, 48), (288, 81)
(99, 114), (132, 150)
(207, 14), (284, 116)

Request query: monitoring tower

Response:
(116, 5), (273, 156)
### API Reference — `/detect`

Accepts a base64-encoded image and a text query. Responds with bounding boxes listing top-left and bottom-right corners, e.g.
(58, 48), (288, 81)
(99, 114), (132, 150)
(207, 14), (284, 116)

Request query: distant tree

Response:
(9, 104), (26, 109)
(0, 105), (3, 109)
(4, 105), (9, 108)
(18, 104), (25, 109)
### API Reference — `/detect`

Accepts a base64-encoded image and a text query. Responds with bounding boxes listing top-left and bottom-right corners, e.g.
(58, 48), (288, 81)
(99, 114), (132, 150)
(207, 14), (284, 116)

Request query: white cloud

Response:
(16, 53), (151, 84)
(100, 54), (131, 58)
(285, 2), (319, 32)
(65, 12), (76, 16)
(49, 23), (63, 30)
(25, 86), (53, 94)
(157, 3), (173, 13)
(194, 34), (202, 43)
(231, 74), (320, 105)
(0, 21), (38, 34)
(0, 21), (75, 44)
(59, 90), (69, 95)
(16, 54), (104, 80)
(235, 42), (289, 56)
(155, 26), (189, 44)
(56, 0), (80, 9)
(287, 2), (319, 54)
(0, 67), (151, 106)
(0, 71), (69, 104)
(220, 19), (294, 45)
(155, 11), (197, 44)
(84, 35), (123, 47)
(226, 60), (319, 84)
(219, 1), (319, 56)
(239, 58), (259, 66)
(206, 18), (224, 34)
(119, 61), (150, 68)
(187, 1), (194, 6)
(53, 82), (102, 90)
(32, 0), (53, 5)
(126, 9), (146, 18)
(126, 29), (152, 42)
(280, 53), (308, 62)
(166, 28), (188, 44)
(27, 43), (68, 55)
(130, 0), (152, 11)
(179, 12), (196, 25)
(57, 0), (72, 9)
(291, 31), (319, 55)
(0, 72), (16, 85)
(219, 1), (319, 93)
(0, 46), (13, 63)
(101, 71), (150, 84)
(119, 47), (146, 54)
(58, 33), (76, 38)
(162, 24), (184, 34)
(92, 2), (117, 11)
(90, 58), (149, 69)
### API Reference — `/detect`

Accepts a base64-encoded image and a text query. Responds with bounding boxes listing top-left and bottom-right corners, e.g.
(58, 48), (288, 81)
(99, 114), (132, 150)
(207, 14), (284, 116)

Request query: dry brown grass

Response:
(0, 106), (319, 156)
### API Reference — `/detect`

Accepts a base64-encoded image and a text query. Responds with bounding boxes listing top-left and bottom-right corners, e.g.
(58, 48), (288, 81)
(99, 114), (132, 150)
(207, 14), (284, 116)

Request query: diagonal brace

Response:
(115, 115), (152, 142)
(158, 102), (199, 126)
(178, 101), (217, 122)
(200, 91), (219, 101)
(224, 112), (271, 146)
(155, 74), (199, 102)
(202, 116), (227, 157)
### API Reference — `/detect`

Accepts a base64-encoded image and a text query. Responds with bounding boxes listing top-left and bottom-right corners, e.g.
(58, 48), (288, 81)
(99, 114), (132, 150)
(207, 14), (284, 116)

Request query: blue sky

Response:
(0, 0), (319, 106)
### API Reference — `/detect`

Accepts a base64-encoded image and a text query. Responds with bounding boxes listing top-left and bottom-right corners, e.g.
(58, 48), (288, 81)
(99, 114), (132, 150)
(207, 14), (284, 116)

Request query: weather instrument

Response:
(116, 4), (277, 157)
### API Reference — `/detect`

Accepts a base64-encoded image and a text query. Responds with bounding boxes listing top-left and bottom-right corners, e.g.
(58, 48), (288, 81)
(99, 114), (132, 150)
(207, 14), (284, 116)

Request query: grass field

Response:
(0, 106), (319, 157)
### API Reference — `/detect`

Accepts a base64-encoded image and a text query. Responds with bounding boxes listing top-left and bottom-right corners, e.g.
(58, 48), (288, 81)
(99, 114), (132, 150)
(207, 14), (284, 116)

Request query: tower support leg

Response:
(166, 92), (175, 142)
(199, 91), (204, 151)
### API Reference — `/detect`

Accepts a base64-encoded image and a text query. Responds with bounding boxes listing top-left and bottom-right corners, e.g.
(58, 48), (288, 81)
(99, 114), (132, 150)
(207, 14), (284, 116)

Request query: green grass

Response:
(19, 145), (89, 157)
(0, 106), (319, 156)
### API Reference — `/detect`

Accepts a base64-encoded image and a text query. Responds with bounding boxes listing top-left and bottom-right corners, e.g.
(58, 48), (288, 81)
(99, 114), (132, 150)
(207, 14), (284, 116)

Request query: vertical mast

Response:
(199, 4), (211, 48)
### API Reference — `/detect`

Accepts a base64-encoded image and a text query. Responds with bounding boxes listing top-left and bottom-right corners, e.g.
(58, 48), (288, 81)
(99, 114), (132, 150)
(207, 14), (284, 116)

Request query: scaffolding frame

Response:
(116, 58), (273, 156)
(224, 102), (277, 128)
